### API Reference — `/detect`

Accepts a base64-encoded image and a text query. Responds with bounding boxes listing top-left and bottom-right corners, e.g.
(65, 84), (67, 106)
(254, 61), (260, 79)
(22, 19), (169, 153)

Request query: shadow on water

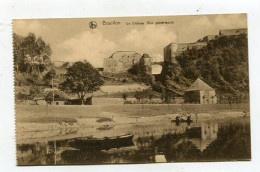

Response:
(16, 118), (251, 165)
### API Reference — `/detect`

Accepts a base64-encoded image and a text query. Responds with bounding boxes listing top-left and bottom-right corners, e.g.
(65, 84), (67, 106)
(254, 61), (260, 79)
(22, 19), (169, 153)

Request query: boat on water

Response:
(68, 134), (134, 150)
(171, 119), (193, 123)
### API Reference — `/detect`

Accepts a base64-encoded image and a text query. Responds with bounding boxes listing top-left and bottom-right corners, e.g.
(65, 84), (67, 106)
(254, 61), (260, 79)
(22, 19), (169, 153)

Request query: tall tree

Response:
(59, 61), (104, 104)
(13, 32), (52, 73)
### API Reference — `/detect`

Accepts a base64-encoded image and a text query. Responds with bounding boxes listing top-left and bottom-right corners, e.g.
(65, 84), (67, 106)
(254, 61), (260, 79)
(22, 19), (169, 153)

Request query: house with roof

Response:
(184, 78), (217, 104)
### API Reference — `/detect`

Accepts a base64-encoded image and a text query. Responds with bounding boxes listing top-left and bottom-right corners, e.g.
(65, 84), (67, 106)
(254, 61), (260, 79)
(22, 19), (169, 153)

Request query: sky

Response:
(13, 14), (247, 67)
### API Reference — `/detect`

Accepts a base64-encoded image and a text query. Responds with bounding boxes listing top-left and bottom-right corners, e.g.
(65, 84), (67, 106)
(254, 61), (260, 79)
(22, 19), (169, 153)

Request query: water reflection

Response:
(16, 118), (250, 165)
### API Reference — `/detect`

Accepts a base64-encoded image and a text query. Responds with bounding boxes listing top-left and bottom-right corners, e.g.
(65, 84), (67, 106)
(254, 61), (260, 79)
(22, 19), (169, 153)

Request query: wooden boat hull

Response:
(69, 134), (134, 150)
(171, 119), (193, 123)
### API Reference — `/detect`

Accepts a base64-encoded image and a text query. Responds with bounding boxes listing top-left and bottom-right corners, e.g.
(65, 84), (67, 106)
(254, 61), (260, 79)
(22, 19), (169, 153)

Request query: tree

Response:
(122, 93), (128, 102)
(29, 86), (41, 99)
(59, 61), (104, 104)
(43, 69), (56, 86)
(13, 33), (52, 73)
(149, 94), (154, 102)
(134, 91), (142, 102)
(61, 62), (70, 68)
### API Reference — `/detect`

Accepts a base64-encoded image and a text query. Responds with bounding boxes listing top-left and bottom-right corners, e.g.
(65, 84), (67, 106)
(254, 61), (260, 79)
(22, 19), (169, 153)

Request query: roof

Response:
(33, 97), (45, 101)
(45, 90), (72, 101)
(185, 78), (214, 92)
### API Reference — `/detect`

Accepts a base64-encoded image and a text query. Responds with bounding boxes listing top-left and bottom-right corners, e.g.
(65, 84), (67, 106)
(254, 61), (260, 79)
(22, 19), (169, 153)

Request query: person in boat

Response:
(175, 116), (180, 122)
(175, 116), (180, 126)
(187, 114), (191, 122)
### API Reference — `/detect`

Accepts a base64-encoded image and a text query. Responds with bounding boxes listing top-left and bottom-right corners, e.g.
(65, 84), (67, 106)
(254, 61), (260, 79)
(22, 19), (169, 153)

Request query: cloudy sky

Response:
(13, 14), (247, 67)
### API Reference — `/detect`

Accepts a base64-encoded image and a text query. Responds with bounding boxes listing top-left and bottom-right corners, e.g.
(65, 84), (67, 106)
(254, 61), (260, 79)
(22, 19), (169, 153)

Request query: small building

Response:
(184, 78), (217, 104)
(45, 90), (70, 105)
(33, 97), (46, 105)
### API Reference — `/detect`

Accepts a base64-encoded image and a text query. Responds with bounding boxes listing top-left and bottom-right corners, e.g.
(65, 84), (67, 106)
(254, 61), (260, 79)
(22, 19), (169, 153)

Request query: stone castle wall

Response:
(164, 28), (247, 63)
(103, 51), (142, 73)
(164, 42), (207, 63)
(219, 28), (247, 36)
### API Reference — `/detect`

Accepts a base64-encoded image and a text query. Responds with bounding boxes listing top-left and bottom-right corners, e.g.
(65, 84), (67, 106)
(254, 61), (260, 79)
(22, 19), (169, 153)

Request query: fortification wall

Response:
(103, 51), (142, 73)
(219, 28), (247, 36)
(103, 58), (117, 73)
(164, 42), (207, 63)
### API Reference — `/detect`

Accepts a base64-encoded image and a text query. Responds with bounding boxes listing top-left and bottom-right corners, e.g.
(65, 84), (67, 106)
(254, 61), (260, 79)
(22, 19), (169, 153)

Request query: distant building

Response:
(184, 78), (217, 104)
(103, 51), (142, 73)
(45, 90), (70, 105)
(33, 97), (46, 105)
(164, 28), (248, 64)
(219, 28), (247, 36)
(164, 42), (207, 63)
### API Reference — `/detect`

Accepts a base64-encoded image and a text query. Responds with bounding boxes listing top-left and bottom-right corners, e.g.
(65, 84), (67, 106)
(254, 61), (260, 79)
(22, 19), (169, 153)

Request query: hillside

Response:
(160, 34), (249, 101)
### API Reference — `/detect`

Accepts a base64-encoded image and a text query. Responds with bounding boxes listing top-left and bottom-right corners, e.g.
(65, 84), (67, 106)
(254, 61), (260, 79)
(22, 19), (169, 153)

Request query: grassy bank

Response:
(16, 103), (249, 123)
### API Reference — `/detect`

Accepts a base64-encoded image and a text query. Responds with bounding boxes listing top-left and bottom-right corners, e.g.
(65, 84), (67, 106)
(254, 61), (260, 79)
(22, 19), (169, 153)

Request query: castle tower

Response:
(164, 43), (179, 64)
(140, 54), (152, 74)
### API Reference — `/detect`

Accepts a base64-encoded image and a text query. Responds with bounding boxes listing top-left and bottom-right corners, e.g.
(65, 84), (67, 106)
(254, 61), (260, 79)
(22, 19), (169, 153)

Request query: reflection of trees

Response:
(168, 141), (201, 162)
(17, 122), (250, 165)
(61, 149), (109, 164)
(154, 122), (250, 162)
(201, 123), (250, 160)
(17, 142), (48, 165)
(154, 133), (187, 162)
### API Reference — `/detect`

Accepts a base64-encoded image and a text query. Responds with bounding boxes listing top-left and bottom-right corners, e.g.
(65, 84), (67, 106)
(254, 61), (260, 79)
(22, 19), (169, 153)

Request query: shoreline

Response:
(15, 103), (250, 144)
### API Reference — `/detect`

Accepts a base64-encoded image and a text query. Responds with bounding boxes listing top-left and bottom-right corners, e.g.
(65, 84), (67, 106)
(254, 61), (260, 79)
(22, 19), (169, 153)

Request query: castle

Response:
(103, 28), (247, 73)
(164, 28), (247, 63)
(103, 51), (153, 74)
(164, 42), (207, 63)
(103, 51), (142, 73)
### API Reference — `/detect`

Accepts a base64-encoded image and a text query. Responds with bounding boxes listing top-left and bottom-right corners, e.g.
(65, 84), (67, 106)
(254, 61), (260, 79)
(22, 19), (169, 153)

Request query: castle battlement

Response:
(164, 28), (247, 63)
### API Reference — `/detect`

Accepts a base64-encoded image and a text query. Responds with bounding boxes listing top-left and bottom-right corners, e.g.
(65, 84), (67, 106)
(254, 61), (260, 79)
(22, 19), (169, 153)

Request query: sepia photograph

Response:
(13, 14), (250, 165)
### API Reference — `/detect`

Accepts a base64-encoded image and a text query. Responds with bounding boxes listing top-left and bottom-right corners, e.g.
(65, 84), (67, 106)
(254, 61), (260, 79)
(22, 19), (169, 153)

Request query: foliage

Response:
(43, 69), (56, 86)
(28, 86), (41, 99)
(45, 90), (69, 102)
(160, 34), (249, 98)
(61, 62), (70, 68)
(134, 91), (143, 102)
(128, 55), (154, 86)
(134, 89), (160, 102)
(13, 33), (52, 73)
(16, 92), (30, 101)
(59, 61), (104, 102)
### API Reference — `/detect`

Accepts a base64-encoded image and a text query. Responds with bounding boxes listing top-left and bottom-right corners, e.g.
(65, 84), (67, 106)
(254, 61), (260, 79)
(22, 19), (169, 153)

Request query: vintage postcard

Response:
(13, 14), (250, 165)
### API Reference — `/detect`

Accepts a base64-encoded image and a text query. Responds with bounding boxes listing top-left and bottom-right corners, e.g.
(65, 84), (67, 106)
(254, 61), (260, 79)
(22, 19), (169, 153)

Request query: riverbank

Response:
(15, 103), (250, 143)
(16, 103), (249, 123)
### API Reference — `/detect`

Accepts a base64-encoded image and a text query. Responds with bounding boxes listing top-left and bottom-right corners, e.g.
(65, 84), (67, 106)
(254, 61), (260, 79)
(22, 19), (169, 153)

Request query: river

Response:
(16, 117), (250, 165)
